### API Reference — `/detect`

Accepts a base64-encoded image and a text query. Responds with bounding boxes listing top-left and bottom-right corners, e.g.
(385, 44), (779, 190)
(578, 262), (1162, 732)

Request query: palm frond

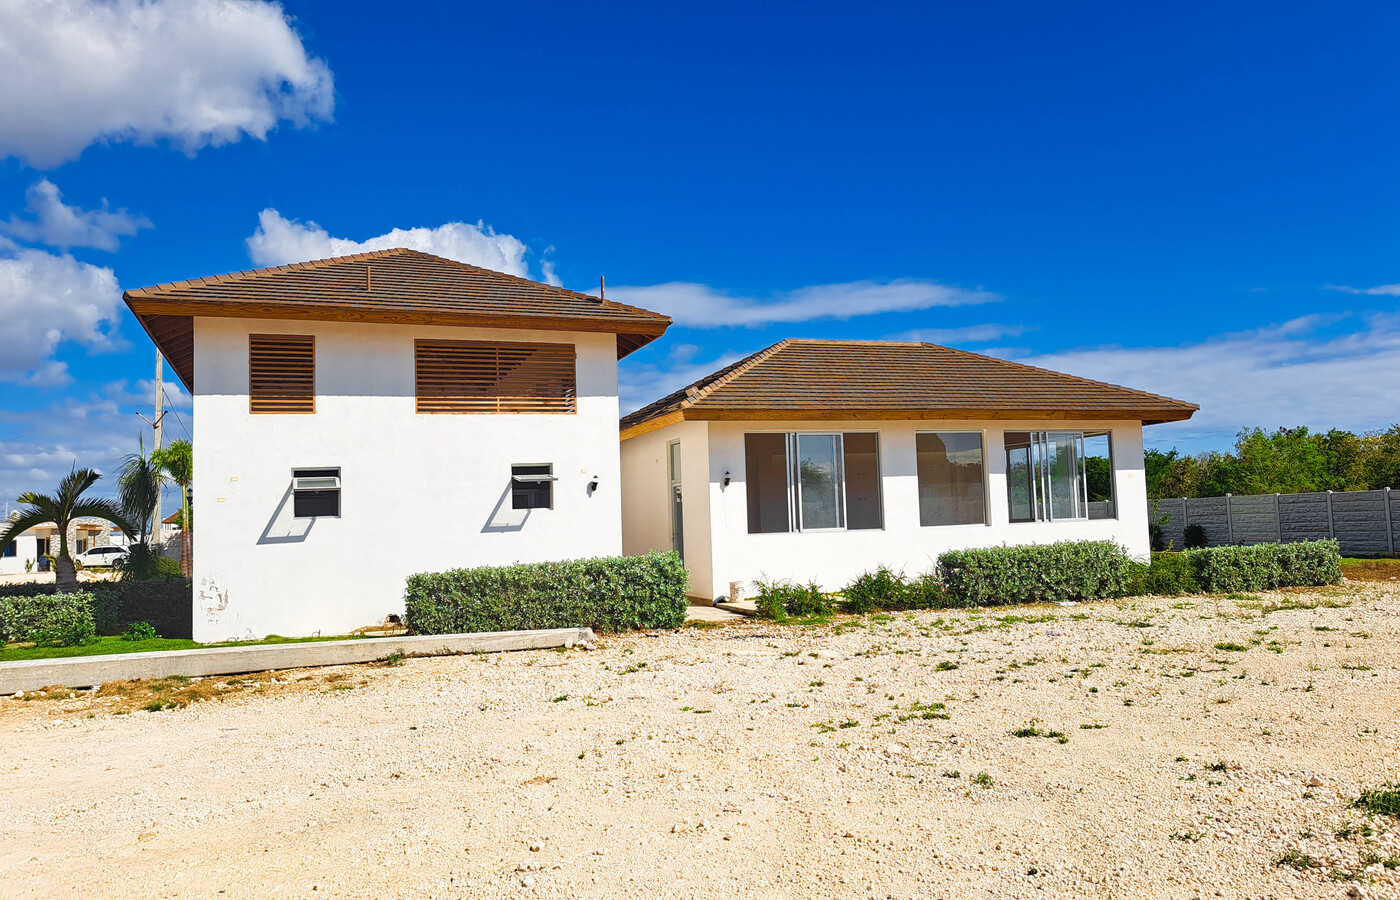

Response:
(0, 506), (57, 554)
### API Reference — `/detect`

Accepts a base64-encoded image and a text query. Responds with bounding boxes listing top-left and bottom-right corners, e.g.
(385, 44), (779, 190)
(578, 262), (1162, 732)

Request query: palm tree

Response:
(117, 441), (168, 580)
(154, 439), (193, 577)
(0, 468), (136, 591)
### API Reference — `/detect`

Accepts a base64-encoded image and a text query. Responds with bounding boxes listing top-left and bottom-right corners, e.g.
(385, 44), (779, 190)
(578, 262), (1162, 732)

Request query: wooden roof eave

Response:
(620, 405), (1198, 440)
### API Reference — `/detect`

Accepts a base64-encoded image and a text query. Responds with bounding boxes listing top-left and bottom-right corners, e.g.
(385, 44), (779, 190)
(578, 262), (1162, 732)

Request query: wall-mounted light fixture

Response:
(587, 475), (600, 496)
(721, 470), (731, 489)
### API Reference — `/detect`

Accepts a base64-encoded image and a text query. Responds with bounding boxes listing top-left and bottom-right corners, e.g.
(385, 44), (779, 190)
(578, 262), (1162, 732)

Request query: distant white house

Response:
(125, 249), (671, 641)
(619, 339), (1198, 601)
(0, 515), (122, 575)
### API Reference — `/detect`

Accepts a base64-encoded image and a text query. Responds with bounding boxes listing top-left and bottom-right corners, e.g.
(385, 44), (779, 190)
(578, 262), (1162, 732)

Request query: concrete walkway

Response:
(685, 605), (747, 624)
(0, 627), (596, 694)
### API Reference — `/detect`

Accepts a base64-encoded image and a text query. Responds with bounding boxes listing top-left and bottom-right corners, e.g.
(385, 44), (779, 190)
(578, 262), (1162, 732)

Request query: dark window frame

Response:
(292, 467), (341, 518)
(511, 464), (555, 510)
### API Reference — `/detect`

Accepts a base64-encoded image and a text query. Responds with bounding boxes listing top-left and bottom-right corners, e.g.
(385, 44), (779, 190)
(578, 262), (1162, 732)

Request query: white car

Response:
(75, 545), (128, 568)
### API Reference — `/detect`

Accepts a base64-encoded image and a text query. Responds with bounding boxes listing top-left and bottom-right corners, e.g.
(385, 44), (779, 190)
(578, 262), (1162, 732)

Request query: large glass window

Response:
(916, 432), (986, 526)
(744, 432), (883, 533)
(1004, 431), (1116, 522)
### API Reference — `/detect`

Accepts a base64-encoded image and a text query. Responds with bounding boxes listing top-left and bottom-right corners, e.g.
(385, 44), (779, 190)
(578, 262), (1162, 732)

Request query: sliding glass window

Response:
(744, 432), (883, 533)
(1004, 430), (1115, 522)
(915, 432), (986, 526)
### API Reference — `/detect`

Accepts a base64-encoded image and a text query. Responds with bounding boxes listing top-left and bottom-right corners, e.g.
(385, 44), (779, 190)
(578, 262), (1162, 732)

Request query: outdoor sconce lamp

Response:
(587, 475), (600, 495)
(722, 470), (731, 489)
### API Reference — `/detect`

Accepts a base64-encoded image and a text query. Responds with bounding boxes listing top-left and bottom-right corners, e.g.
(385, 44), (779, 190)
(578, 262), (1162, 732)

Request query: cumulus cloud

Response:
(246, 209), (532, 278)
(884, 323), (1032, 345)
(0, 246), (125, 383)
(604, 279), (999, 329)
(0, 380), (188, 505)
(0, 0), (334, 167)
(1014, 313), (1400, 450)
(1, 180), (151, 251)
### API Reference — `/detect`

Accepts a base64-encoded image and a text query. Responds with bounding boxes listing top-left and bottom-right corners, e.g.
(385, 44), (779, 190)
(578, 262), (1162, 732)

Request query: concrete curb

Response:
(0, 628), (596, 694)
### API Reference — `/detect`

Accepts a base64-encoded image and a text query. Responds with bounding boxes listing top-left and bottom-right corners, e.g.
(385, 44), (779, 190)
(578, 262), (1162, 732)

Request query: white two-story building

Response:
(126, 249), (670, 641)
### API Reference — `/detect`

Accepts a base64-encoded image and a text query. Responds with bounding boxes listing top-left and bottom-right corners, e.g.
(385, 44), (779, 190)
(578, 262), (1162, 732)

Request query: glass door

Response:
(791, 433), (845, 530)
(668, 441), (684, 562)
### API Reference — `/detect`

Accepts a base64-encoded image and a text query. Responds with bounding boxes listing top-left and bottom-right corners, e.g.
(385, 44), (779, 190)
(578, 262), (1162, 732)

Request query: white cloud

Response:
(619, 344), (747, 414)
(247, 209), (532, 278)
(1327, 283), (1400, 297)
(0, 0), (333, 167)
(0, 380), (187, 506)
(605, 279), (999, 328)
(0, 246), (125, 383)
(884, 323), (1032, 345)
(1, 180), (151, 251)
(1014, 313), (1400, 451)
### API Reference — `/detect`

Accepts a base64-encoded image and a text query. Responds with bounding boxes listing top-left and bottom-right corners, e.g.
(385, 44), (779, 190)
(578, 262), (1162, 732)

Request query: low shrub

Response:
(0, 592), (97, 647)
(754, 579), (833, 620)
(1186, 539), (1341, 593)
(404, 551), (689, 635)
(840, 567), (951, 613)
(0, 579), (192, 640)
(1183, 523), (1208, 549)
(121, 621), (159, 641)
(938, 540), (1134, 607)
(1126, 551), (1199, 596)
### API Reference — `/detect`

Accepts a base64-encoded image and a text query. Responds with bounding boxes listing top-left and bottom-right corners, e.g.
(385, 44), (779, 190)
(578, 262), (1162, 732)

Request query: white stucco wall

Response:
(0, 534), (39, 575)
(621, 418), (1150, 600)
(619, 420), (713, 598)
(193, 317), (624, 641)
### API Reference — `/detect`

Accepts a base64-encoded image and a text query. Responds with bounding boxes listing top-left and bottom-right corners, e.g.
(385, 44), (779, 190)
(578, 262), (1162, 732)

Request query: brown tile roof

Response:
(620, 339), (1197, 438)
(124, 248), (671, 390)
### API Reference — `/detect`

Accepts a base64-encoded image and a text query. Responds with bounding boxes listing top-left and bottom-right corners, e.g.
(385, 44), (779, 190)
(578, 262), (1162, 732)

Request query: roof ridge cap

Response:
(684, 339), (790, 408)
(126, 247), (413, 297)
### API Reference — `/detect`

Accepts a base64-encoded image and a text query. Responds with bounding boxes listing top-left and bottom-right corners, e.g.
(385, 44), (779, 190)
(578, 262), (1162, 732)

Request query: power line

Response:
(162, 386), (191, 441)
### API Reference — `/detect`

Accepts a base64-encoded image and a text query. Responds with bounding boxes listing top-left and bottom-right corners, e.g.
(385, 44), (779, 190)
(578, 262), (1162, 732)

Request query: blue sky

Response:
(1, 0), (1398, 504)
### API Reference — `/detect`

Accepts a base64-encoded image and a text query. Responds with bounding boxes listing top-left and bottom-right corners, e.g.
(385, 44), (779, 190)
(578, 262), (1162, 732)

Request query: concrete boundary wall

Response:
(1153, 488), (1398, 557)
(0, 627), (596, 694)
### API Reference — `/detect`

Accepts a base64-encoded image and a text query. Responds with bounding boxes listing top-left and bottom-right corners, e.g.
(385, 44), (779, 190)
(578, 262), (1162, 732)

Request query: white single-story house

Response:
(0, 515), (120, 575)
(125, 249), (670, 641)
(619, 339), (1197, 601)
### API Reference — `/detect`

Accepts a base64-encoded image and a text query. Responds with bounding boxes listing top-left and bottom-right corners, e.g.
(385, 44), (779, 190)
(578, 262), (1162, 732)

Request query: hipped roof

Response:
(620, 339), (1197, 439)
(124, 248), (672, 391)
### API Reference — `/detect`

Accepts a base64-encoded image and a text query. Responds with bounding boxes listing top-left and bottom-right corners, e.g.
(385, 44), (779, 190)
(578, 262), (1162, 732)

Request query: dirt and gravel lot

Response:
(1, 580), (1397, 899)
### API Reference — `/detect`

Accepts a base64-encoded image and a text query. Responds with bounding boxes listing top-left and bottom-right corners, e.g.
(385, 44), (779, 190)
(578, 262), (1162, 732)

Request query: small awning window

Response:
(293, 475), (341, 491)
(511, 473), (559, 483)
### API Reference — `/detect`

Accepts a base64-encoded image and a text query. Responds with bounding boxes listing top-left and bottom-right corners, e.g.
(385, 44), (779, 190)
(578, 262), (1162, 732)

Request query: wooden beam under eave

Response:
(619, 410), (686, 441)
(671, 407), (1196, 424)
(125, 298), (670, 342)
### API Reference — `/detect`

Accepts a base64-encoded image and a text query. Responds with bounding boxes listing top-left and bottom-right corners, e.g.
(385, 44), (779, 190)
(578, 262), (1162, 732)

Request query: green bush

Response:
(1126, 551), (1199, 596)
(753, 579), (833, 620)
(404, 551), (688, 635)
(121, 621), (159, 641)
(938, 540), (1134, 607)
(156, 556), (182, 578)
(1183, 523), (1208, 549)
(0, 579), (192, 639)
(0, 592), (97, 647)
(1186, 540), (1341, 593)
(840, 567), (951, 613)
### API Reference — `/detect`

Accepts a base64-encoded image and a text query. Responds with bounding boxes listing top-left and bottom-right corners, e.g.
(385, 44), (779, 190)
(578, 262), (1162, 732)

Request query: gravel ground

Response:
(1, 582), (1397, 899)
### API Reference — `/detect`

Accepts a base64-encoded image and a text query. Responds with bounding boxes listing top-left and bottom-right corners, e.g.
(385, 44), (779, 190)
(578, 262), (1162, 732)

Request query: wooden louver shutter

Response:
(415, 340), (576, 414)
(249, 334), (315, 414)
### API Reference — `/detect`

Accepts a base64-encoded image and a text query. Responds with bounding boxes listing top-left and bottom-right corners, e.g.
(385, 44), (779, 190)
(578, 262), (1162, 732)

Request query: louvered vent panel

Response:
(249, 334), (315, 414)
(416, 340), (576, 414)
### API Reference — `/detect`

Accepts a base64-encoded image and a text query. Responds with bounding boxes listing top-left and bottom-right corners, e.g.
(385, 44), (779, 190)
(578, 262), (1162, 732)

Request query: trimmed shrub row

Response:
(0, 592), (97, 647)
(938, 540), (1135, 607)
(404, 551), (688, 635)
(1185, 539), (1342, 593)
(0, 579), (192, 640)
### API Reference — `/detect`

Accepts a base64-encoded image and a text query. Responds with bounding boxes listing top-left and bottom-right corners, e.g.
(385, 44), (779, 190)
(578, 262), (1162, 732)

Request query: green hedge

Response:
(404, 551), (689, 635)
(938, 540), (1134, 607)
(0, 579), (192, 639)
(0, 592), (96, 647)
(1127, 551), (1199, 596)
(753, 579), (834, 620)
(840, 567), (949, 614)
(1186, 539), (1342, 593)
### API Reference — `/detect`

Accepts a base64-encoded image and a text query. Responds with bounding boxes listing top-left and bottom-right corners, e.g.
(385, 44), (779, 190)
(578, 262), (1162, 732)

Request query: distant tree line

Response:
(1146, 425), (1400, 500)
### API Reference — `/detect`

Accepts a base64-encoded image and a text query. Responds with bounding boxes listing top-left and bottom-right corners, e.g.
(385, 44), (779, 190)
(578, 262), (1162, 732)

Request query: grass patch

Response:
(0, 633), (364, 663)
(1213, 642), (1248, 652)
(1011, 721), (1069, 743)
(1355, 784), (1400, 818)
